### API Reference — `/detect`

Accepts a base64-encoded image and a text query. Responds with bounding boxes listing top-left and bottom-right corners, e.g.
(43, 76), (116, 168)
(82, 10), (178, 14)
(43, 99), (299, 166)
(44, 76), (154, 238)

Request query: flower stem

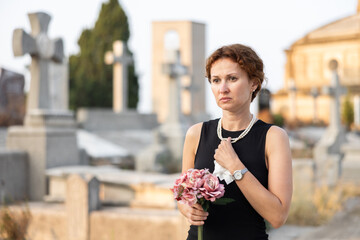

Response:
(198, 225), (203, 240)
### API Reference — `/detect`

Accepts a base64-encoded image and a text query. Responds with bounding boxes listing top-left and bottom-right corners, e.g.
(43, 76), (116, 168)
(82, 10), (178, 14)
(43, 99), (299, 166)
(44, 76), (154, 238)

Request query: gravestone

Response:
(159, 50), (188, 171)
(257, 88), (273, 123)
(105, 40), (133, 113)
(49, 58), (69, 110)
(0, 67), (25, 126)
(314, 60), (347, 186)
(354, 95), (360, 129)
(66, 174), (100, 240)
(288, 79), (297, 123)
(136, 50), (188, 173)
(6, 12), (80, 201)
(310, 87), (319, 124)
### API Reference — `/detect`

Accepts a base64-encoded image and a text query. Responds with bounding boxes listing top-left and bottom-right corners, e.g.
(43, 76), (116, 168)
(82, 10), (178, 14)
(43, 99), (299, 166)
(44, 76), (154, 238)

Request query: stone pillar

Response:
(66, 174), (100, 240)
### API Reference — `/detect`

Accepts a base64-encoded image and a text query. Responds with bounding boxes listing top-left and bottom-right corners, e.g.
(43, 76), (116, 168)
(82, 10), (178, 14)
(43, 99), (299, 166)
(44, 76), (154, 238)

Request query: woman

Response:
(178, 44), (292, 239)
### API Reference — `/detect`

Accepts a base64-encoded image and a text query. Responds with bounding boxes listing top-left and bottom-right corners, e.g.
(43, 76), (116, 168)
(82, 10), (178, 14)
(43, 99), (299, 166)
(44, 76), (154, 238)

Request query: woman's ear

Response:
(251, 79), (259, 92)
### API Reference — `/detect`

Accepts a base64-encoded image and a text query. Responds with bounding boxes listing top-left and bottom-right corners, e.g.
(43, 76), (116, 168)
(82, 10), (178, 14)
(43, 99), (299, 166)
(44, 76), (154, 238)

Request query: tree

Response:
(69, 0), (139, 110)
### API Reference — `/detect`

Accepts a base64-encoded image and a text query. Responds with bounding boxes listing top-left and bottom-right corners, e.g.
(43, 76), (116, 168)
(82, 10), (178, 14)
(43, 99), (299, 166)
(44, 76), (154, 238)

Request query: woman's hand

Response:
(214, 137), (243, 173)
(178, 203), (208, 226)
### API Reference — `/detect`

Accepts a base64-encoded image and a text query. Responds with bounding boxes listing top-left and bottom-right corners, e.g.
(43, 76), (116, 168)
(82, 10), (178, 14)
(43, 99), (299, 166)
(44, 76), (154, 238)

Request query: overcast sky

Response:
(0, 0), (357, 117)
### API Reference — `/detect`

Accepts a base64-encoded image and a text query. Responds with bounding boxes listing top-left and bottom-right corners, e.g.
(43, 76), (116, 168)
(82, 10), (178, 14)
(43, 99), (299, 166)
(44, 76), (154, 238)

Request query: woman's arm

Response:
(214, 126), (292, 228)
(177, 123), (209, 226)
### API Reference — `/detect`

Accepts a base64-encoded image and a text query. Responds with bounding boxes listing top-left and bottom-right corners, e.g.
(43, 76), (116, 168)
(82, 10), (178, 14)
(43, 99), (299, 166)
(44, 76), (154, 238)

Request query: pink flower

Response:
(200, 173), (225, 202)
(170, 168), (225, 206)
(180, 188), (197, 206)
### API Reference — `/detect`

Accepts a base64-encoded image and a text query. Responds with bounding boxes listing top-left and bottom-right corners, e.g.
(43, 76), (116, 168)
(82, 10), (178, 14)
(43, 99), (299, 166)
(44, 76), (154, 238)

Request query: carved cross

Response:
(105, 40), (133, 113)
(322, 60), (347, 129)
(162, 50), (188, 123)
(12, 12), (64, 111)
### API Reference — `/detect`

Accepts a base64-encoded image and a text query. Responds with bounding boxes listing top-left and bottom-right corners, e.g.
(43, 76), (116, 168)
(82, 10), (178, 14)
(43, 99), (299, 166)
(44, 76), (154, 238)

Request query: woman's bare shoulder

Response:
(186, 122), (203, 139)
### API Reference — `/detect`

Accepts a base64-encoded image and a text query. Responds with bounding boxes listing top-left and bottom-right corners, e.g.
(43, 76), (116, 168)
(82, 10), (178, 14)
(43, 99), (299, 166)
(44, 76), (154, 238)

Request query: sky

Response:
(0, 0), (357, 117)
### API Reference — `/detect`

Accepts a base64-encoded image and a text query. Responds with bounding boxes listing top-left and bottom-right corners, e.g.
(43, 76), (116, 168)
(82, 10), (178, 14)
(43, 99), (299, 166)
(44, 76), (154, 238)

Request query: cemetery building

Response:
(272, 3), (360, 126)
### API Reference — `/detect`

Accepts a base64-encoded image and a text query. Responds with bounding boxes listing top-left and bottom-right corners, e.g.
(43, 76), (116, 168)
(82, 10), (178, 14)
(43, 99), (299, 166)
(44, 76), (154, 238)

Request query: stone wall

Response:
(3, 204), (188, 240)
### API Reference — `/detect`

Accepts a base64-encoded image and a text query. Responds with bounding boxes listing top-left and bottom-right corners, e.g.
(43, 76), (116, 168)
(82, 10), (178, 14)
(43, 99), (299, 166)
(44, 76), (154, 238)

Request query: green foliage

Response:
(273, 113), (285, 127)
(342, 95), (354, 130)
(69, 0), (139, 110)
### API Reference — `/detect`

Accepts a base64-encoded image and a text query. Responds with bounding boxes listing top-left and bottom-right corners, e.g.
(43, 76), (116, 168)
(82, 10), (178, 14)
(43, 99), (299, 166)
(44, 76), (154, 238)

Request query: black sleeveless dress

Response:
(187, 119), (272, 240)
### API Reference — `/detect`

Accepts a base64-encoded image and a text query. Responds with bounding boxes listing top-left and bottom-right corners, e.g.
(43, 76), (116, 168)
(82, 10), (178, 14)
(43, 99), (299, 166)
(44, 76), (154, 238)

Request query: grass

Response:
(0, 203), (31, 240)
(287, 182), (360, 226)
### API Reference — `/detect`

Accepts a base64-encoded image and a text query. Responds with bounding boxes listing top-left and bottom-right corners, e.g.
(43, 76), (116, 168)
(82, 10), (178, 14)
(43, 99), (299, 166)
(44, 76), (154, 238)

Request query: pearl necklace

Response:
(217, 114), (257, 143)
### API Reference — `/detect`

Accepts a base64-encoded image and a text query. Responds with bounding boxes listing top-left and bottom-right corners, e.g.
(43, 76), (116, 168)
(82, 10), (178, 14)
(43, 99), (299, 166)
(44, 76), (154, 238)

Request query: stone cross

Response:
(322, 60), (347, 130)
(310, 87), (319, 124)
(105, 40), (133, 113)
(288, 79), (297, 122)
(314, 59), (347, 186)
(162, 50), (188, 124)
(12, 12), (64, 111)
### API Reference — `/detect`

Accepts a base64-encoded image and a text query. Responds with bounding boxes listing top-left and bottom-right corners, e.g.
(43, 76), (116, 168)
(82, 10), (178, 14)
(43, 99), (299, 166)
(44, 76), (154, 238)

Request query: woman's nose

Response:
(219, 81), (229, 93)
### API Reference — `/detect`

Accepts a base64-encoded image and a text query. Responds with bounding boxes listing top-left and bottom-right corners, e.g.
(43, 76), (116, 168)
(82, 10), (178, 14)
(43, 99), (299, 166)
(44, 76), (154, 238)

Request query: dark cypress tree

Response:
(69, 0), (139, 110)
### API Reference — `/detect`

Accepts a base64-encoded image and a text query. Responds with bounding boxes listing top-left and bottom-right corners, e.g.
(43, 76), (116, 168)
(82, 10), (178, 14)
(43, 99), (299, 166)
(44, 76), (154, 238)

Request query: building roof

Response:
(291, 13), (360, 46)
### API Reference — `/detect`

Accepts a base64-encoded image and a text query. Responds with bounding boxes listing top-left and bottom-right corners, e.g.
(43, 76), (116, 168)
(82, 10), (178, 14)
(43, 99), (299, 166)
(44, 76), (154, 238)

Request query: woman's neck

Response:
(221, 109), (253, 131)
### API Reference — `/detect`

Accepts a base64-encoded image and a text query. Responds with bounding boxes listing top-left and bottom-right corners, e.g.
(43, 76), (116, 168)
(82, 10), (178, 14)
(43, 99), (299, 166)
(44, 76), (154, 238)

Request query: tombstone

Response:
(66, 174), (100, 240)
(0, 67), (26, 126)
(354, 95), (360, 129)
(136, 50), (188, 173)
(288, 79), (297, 123)
(257, 88), (273, 123)
(6, 12), (80, 201)
(314, 60), (347, 186)
(310, 87), (319, 124)
(49, 58), (69, 110)
(105, 40), (133, 113)
(159, 50), (188, 171)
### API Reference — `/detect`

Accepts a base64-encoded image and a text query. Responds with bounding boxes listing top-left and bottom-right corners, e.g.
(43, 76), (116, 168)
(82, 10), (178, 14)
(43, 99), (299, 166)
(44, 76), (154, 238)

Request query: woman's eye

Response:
(230, 76), (237, 81)
(211, 78), (220, 83)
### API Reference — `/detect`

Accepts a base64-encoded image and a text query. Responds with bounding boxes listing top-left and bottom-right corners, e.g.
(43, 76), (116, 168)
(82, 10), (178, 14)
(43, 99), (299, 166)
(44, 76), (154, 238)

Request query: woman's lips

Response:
(219, 97), (231, 102)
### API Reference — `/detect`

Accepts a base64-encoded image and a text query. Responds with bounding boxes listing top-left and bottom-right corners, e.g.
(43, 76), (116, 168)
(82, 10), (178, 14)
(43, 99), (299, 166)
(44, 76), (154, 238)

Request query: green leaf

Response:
(213, 198), (235, 205)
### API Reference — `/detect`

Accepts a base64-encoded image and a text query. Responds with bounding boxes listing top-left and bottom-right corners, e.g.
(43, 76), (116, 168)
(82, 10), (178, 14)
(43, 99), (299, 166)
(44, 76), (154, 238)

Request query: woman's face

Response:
(209, 58), (256, 112)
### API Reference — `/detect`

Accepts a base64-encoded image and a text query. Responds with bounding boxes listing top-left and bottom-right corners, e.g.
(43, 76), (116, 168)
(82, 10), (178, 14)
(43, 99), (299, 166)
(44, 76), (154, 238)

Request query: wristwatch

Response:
(232, 168), (248, 181)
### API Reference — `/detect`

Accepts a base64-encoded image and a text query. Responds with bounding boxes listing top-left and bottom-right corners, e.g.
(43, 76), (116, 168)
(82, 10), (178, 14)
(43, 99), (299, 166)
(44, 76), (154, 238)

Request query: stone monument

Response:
(354, 95), (360, 129)
(66, 174), (100, 240)
(257, 88), (274, 124)
(159, 50), (188, 170)
(6, 12), (80, 200)
(152, 21), (207, 123)
(0, 67), (26, 126)
(314, 60), (347, 186)
(310, 87), (320, 124)
(288, 79), (297, 124)
(105, 40), (133, 113)
(135, 50), (188, 173)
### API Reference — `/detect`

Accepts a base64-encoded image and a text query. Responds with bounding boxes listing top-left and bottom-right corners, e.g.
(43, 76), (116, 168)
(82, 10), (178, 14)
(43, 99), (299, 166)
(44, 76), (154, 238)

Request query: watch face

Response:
(234, 171), (242, 180)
